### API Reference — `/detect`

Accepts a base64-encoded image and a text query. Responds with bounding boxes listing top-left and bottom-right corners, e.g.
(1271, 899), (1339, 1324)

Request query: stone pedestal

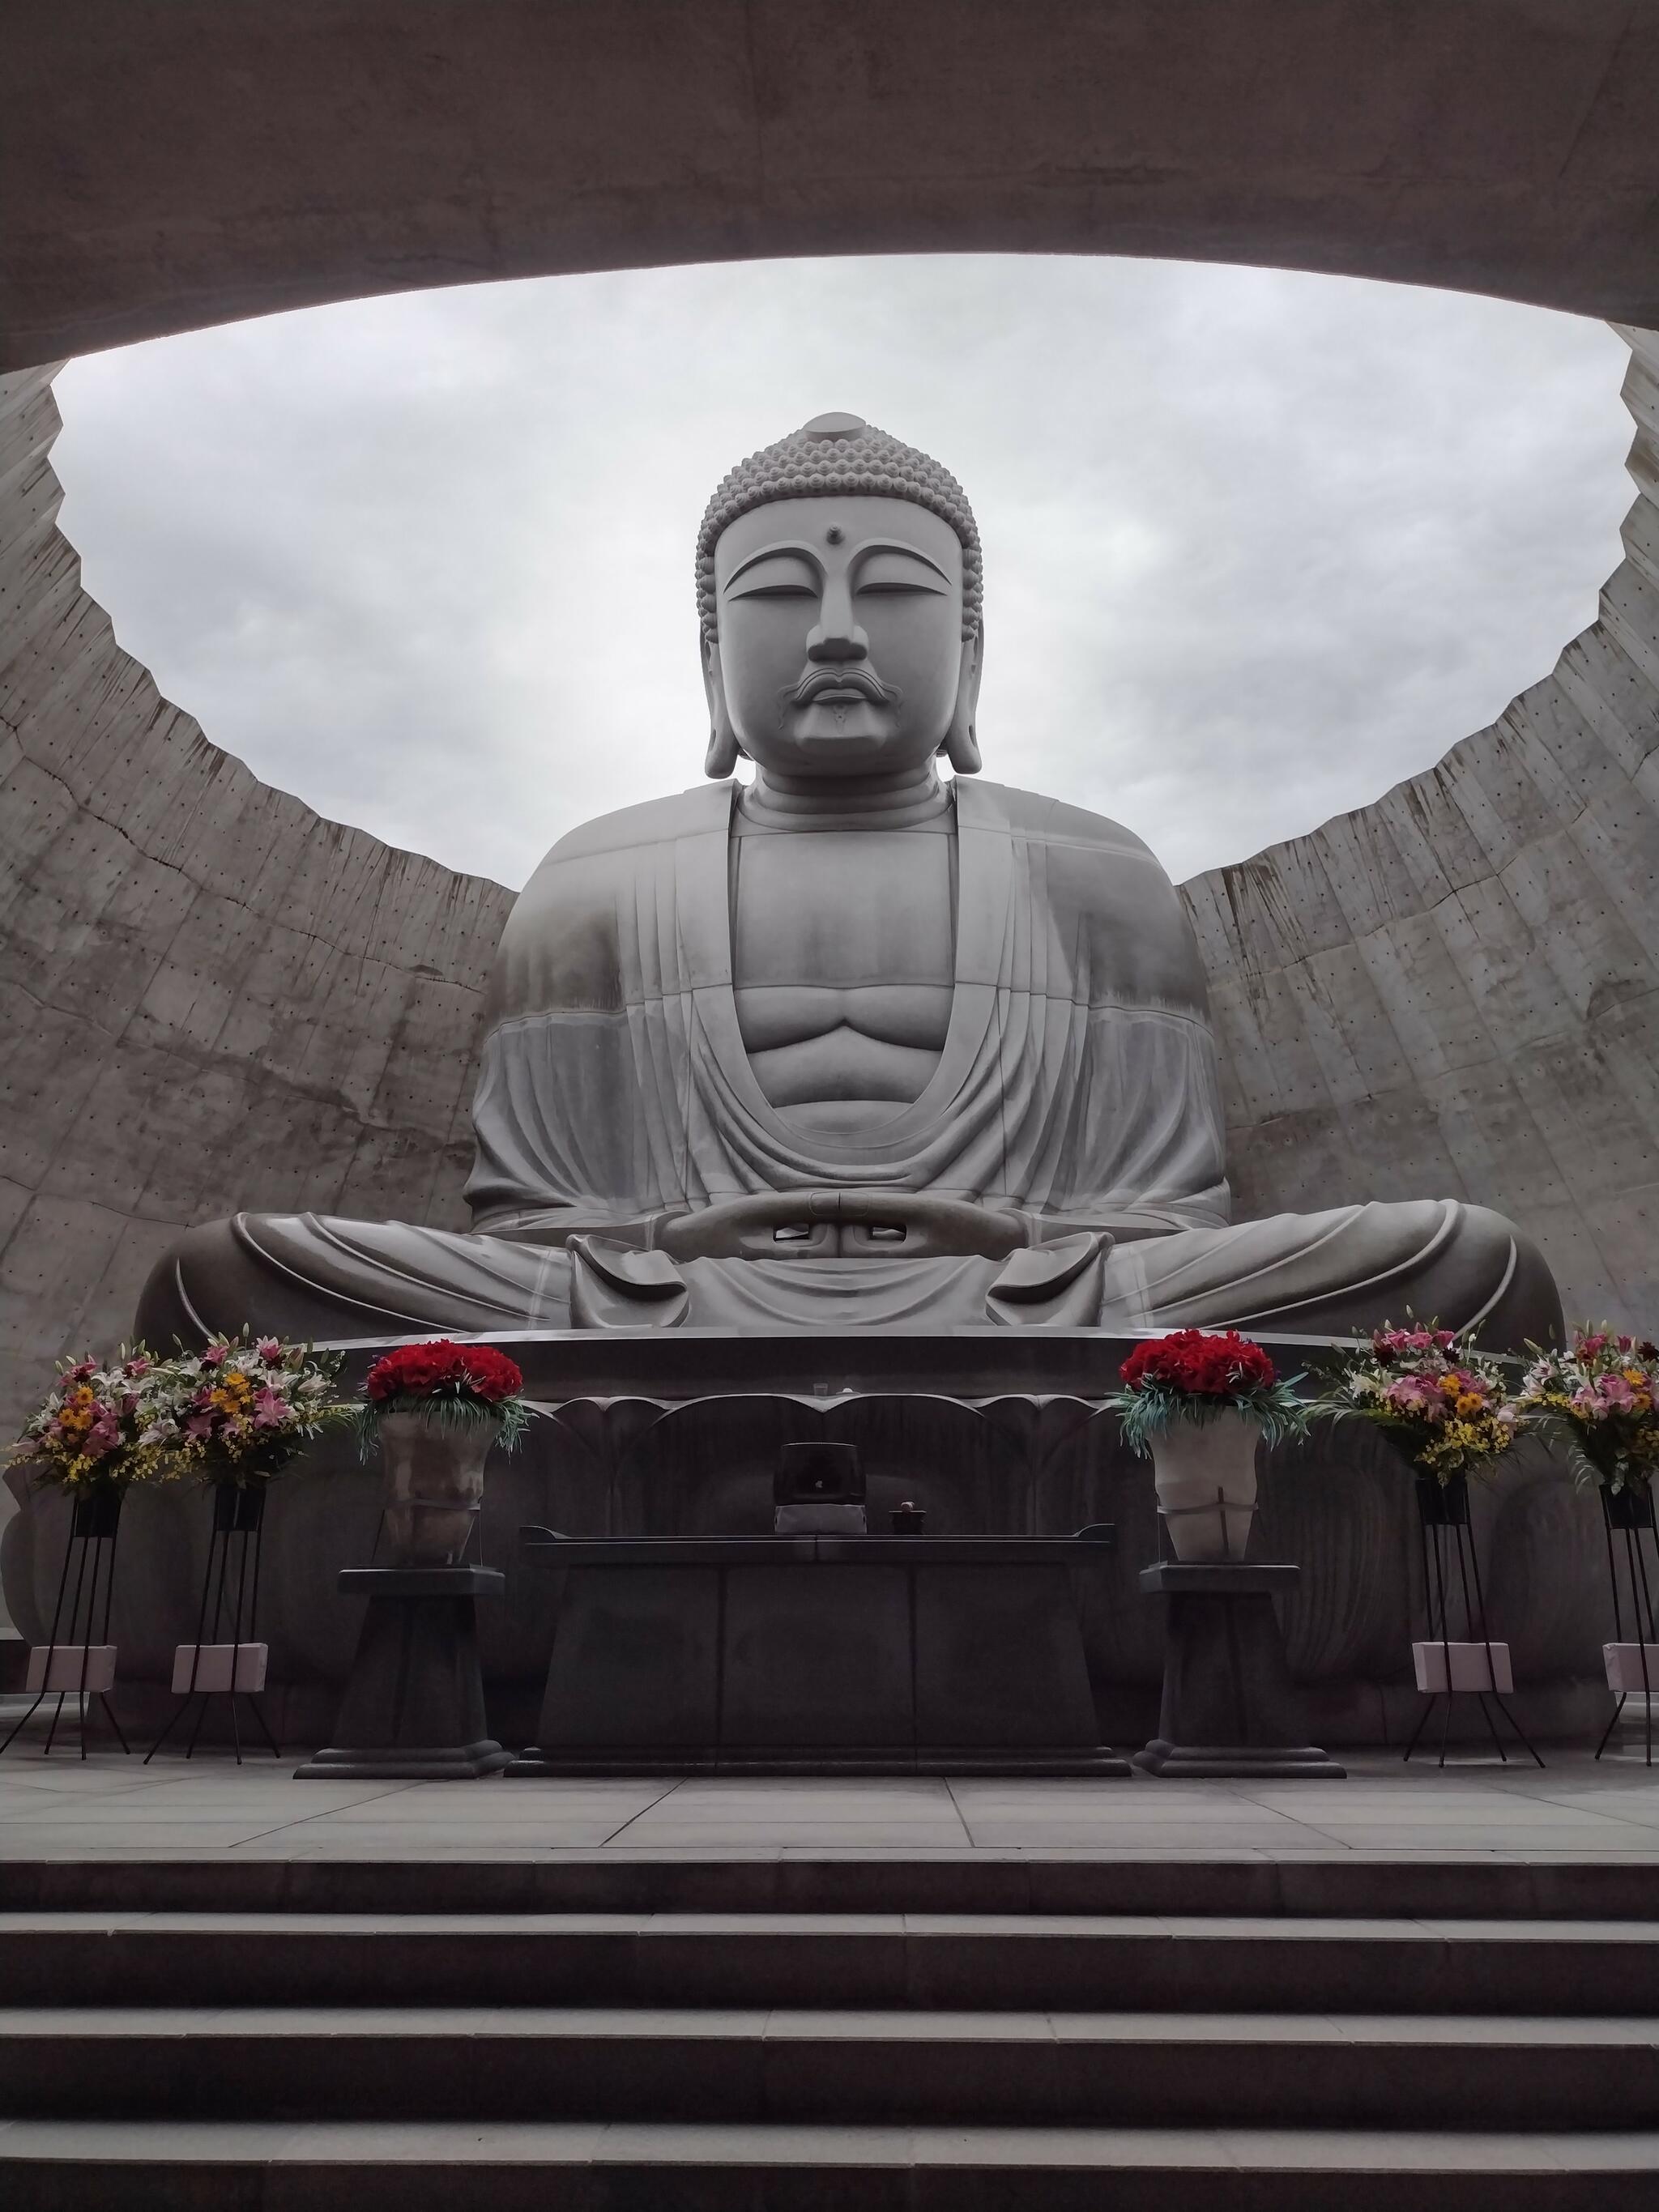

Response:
(1135, 1562), (1345, 1779)
(294, 1566), (510, 1781)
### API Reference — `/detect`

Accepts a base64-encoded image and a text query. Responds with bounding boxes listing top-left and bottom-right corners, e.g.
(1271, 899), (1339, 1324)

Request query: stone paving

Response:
(3, 1744), (1659, 1858)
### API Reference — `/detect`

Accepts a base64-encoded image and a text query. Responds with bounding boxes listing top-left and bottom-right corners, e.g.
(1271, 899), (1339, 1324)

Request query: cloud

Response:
(52, 255), (1631, 887)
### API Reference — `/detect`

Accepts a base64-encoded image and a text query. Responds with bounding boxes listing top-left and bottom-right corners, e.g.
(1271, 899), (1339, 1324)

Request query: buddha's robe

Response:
(137, 780), (1560, 1349)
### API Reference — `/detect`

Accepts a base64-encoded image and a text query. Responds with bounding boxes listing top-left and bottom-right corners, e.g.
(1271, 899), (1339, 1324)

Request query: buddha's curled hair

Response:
(697, 415), (982, 642)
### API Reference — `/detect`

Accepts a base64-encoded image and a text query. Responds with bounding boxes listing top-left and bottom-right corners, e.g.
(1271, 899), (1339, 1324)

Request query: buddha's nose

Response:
(806, 576), (868, 662)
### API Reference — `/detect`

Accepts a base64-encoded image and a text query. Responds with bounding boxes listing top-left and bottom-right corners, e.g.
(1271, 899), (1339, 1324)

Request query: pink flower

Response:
(1579, 1333), (1610, 1357)
(1385, 1375), (1439, 1415)
(200, 1344), (228, 1369)
(184, 1410), (215, 1438)
(123, 1356), (150, 1378)
(257, 1338), (282, 1364)
(252, 1389), (290, 1430)
(1599, 1375), (1637, 1409)
(1572, 1383), (1604, 1416)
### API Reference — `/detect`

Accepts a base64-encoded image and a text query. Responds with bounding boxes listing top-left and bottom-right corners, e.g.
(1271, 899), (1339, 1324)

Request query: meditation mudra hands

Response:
(646, 1190), (1060, 1262)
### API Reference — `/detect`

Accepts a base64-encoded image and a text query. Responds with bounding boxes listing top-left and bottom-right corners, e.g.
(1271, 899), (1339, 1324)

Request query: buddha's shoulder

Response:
(966, 781), (1154, 852)
(966, 782), (1205, 1008)
(534, 782), (732, 869)
(965, 781), (1168, 871)
(493, 785), (731, 1012)
(510, 785), (730, 924)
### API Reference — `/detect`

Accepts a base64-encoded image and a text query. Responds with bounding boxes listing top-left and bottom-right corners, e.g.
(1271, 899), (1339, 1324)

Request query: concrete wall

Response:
(1183, 322), (1659, 1332)
(9, 2), (1659, 368)
(0, 363), (514, 1468)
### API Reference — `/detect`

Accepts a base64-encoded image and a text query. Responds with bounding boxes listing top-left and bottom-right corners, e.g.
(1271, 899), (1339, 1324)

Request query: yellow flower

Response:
(1454, 1392), (1484, 1417)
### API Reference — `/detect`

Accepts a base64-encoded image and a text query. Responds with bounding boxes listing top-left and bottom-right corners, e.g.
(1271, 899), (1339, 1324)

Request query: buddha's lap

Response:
(134, 1196), (1559, 1350)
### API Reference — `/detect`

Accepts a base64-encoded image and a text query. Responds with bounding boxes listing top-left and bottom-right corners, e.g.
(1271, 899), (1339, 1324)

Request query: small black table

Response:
(510, 1532), (1129, 1777)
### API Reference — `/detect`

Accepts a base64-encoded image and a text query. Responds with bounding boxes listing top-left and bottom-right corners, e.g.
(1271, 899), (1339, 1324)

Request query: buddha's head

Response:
(697, 413), (983, 782)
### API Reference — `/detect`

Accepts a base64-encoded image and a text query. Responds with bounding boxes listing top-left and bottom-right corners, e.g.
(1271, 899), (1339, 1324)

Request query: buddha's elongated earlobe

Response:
(941, 632), (983, 774)
(705, 715), (740, 780)
(702, 635), (742, 779)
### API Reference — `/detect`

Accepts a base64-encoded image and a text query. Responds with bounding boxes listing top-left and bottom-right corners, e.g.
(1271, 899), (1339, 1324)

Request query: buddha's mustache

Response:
(783, 667), (902, 710)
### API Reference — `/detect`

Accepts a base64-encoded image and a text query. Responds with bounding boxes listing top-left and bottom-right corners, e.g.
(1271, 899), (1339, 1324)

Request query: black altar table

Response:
(510, 1531), (1129, 1776)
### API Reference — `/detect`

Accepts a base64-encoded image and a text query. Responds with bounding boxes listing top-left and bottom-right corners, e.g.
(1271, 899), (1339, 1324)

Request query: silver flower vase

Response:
(377, 1409), (496, 1566)
(1151, 1409), (1262, 1562)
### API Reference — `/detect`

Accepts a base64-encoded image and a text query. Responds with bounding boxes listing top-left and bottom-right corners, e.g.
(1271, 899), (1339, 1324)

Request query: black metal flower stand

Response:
(1404, 1472), (1542, 1767)
(1594, 1481), (1659, 1765)
(0, 1486), (130, 1758)
(145, 1483), (279, 1764)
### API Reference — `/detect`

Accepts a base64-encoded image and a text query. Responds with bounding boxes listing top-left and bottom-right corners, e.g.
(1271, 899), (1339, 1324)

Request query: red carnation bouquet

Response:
(356, 1339), (530, 1452)
(1107, 1328), (1308, 1456)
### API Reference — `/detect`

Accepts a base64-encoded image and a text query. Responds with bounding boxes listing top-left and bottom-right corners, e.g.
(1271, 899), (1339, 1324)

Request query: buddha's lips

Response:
(787, 667), (900, 709)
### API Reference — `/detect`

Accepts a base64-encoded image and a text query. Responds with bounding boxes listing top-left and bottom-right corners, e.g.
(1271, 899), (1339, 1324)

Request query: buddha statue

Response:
(137, 414), (1560, 1349)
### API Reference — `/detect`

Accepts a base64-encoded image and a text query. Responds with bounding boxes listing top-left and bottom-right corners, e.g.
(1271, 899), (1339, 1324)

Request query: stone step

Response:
(2, 2118), (1657, 2210)
(5, 1851), (1658, 1920)
(3, 2006), (1659, 2129)
(6, 1911), (1659, 2014)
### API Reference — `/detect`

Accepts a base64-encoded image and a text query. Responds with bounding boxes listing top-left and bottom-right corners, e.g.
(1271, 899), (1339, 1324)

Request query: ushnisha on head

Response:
(698, 412), (984, 782)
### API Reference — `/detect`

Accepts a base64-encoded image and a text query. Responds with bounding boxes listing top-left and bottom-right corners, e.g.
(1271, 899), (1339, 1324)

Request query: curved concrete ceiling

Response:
(6, 0), (1659, 371)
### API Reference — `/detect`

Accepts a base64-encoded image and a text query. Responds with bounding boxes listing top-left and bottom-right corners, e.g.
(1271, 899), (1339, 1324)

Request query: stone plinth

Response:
(1136, 1562), (1345, 1779)
(295, 1566), (510, 1781)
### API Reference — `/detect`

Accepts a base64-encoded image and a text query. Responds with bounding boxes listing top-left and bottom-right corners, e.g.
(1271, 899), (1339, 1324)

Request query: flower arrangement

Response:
(1518, 1326), (1659, 1496)
(1313, 1322), (1520, 1484)
(11, 1335), (348, 1494)
(161, 1332), (348, 1485)
(1107, 1328), (1309, 1455)
(357, 1340), (529, 1450)
(9, 1350), (180, 1491)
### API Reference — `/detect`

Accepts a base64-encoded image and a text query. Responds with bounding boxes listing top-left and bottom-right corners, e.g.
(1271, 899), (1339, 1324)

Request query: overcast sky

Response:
(52, 256), (1633, 890)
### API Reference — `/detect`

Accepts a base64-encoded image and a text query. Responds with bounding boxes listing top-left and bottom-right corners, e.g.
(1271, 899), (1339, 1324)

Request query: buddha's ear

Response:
(941, 629), (983, 775)
(702, 633), (742, 779)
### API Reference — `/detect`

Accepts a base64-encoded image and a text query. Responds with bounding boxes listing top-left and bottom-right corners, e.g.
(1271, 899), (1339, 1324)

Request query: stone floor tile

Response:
(1296, 1822), (1659, 1852)
(764, 2010), (1056, 2041)
(914, 2125), (1235, 2165)
(263, 1823), (649, 1852)
(0, 1822), (301, 1851)
(1048, 2012), (1346, 2042)
(957, 1825), (1319, 1852)
(593, 2119), (915, 2163)
(276, 2118), (610, 2161)
(1538, 2132), (1659, 2166)
(1209, 2126), (1577, 2169)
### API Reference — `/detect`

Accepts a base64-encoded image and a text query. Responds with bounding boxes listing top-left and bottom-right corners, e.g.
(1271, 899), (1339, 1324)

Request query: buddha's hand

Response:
(648, 1189), (1035, 1261)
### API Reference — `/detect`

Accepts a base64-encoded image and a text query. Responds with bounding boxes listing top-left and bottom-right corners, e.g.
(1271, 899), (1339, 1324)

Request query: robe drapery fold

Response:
(463, 778), (1230, 1237)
